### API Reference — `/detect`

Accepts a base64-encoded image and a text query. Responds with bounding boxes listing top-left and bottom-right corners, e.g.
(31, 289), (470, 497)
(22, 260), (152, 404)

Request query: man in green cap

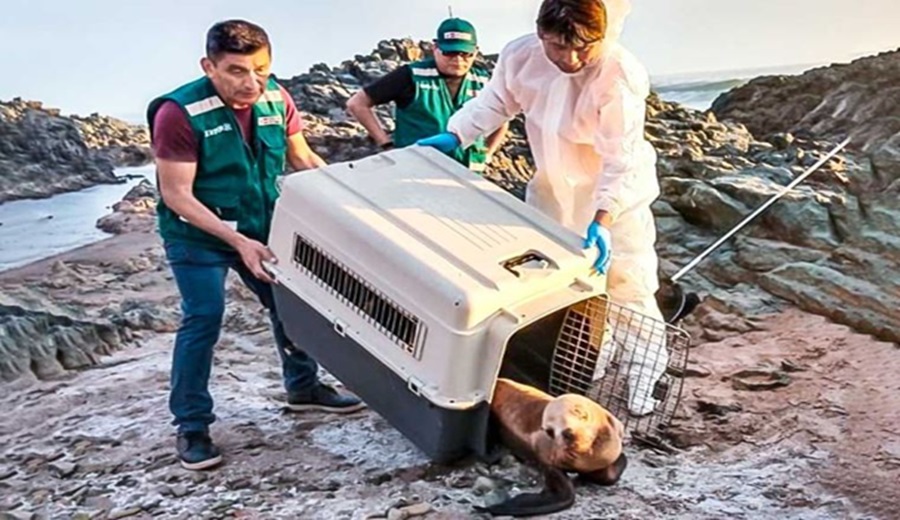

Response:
(346, 17), (508, 173)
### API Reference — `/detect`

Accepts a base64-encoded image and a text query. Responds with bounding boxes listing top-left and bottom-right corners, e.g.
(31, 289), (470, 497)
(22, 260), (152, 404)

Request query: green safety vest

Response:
(394, 59), (490, 173)
(147, 77), (287, 250)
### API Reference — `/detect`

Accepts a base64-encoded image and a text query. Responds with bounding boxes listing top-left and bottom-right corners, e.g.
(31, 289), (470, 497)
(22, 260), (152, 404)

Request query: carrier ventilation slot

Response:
(292, 234), (426, 358)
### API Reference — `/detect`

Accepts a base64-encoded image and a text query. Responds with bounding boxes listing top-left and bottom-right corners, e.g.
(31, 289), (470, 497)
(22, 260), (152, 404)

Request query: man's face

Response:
(201, 47), (271, 108)
(538, 31), (604, 74)
(434, 46), (476, 78)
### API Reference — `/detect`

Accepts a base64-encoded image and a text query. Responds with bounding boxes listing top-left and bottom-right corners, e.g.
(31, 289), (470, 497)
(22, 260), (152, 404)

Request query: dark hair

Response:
(536, 0), (607, 47)
(206, 19), (270, 59)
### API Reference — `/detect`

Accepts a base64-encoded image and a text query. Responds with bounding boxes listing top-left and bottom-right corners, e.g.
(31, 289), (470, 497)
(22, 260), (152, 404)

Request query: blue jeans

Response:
(164, 241), (319, 433)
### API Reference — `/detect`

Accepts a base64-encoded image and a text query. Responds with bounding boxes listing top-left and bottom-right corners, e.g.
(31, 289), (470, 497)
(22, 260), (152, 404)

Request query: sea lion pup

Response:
(478, 378), (627, 517)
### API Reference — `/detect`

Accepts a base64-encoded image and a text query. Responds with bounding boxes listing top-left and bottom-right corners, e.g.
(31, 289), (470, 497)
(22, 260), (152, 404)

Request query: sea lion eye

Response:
(544, 428), (555, 439)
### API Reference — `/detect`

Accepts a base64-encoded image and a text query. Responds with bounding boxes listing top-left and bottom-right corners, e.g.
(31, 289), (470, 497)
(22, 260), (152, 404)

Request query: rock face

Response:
(649, 95), (899, 344)
(707, 50), (900, 343)
(0, 301), (127, 383)
(0, 248), (180, 382)
(711, 49), (900, 187)
(0, 98), (151, 204)
(72, 112), (152, 167)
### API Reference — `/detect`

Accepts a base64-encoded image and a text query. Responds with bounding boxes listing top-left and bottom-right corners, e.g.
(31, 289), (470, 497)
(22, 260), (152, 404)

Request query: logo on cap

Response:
(443, 31), (473, 41)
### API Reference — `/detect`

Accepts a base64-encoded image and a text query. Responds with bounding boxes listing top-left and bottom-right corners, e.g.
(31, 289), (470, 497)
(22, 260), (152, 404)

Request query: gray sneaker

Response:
(176, 431), (223, 471)
(286, 384), (366, 414)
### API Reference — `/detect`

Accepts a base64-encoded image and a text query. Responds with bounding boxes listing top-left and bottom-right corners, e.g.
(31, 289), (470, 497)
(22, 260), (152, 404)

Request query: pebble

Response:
(49, 461), (78, 478)
(443, 474), (474, 488)
(472, 476), (497, 495)
(108, 506), (143, 520)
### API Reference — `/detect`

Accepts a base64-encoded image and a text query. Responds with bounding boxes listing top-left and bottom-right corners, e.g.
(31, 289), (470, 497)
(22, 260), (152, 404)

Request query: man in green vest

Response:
(148, 19), (363, 471)
(346, 17), (508, 173)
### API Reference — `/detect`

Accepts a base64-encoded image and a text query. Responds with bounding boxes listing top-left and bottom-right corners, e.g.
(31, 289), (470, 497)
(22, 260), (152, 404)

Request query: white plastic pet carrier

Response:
(267, 147), (689, 462)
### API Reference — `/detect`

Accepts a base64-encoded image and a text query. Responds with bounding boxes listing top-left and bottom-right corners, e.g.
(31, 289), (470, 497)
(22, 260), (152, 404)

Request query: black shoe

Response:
(176, 431), (223, 471)
(286, 384), (366, 414)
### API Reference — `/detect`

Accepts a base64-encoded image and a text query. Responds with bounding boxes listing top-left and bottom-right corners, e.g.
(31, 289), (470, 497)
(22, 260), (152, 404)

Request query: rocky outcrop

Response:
(0, 301), (128, 383)
(0, 98), (151, 204)
(0, 251), (182, 382)
(711, 49), (900, 189)
(649, 95), (899, 343)
(706, 51), (900, 342)
(96, 180), (158, 235)
(72, 112), (152, 167)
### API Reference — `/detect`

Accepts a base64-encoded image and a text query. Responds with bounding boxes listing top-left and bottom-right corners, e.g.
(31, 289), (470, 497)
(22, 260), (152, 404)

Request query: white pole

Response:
(671, 136), (852, 283)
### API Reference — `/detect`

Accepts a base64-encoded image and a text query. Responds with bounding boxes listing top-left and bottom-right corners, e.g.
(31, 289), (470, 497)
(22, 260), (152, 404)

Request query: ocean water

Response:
(653, 77), (749, 110)
(0, 165), (156, 272)
(651, 61), (822, 110)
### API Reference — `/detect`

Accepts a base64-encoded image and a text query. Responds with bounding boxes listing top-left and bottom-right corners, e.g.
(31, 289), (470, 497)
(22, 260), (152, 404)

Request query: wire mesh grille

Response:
(548, 295), (690, 443)
(292, 233), (427, 358)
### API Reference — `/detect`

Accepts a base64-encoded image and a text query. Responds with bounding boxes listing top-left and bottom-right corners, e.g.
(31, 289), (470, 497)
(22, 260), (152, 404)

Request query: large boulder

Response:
(96, 180), (158, 235)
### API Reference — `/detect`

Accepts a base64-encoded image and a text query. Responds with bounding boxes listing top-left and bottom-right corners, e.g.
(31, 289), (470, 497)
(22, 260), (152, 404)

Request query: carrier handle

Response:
(501, 251), (555, 278)
(262, 260), (281, 283)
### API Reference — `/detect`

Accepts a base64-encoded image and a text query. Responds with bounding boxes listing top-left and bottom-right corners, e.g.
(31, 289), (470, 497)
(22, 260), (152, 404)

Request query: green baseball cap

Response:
(436, 18), (478, 53)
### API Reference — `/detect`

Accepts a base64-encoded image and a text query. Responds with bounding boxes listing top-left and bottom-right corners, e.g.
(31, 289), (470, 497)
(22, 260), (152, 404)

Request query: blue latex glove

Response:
(583, 221), (612, 274)
(416, 132), (461, 154)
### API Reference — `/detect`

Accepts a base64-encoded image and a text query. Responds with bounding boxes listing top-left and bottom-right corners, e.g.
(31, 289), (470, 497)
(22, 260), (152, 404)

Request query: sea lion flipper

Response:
(579, 452), (628, 486)
(476, 466), (575, 517)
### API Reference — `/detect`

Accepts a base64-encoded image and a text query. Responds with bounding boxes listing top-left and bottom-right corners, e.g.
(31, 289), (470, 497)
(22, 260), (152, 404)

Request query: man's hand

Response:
(234, 236), (277, 283)
(416, 132), (461, 154)
(584, 212), (613, 274)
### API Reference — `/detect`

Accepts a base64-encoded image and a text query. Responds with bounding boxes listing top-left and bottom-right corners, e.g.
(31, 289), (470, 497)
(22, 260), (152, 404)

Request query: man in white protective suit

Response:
(417, 0), (667, 416)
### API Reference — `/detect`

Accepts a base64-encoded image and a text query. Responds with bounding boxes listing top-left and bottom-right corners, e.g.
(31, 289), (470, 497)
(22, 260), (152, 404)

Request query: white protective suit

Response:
(447, 0), (668, 416)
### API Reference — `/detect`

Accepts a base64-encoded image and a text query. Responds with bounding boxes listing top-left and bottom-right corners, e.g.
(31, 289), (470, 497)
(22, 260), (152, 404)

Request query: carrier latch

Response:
(502, 252), (554, 278)
(407, 376), (426, 397)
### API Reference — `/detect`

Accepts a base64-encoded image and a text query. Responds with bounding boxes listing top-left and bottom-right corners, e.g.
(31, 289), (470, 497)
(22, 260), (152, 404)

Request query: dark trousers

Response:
(164, 241), (319, 433)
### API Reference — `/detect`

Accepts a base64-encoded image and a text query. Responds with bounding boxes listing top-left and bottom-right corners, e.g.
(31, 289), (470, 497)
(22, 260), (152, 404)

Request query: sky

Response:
(0, 0), (897, 121)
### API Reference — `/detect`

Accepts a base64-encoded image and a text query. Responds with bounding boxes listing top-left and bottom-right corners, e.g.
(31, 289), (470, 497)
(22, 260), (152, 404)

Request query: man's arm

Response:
(279, 85), (327, 171)
(484, 121), (510, 158)
(592, 59), (656, 225)
(345, 66), (415, 147)
(286, 132), (326, 171)
(346, 90), (392, 147)
(157, 160), (245, 247)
